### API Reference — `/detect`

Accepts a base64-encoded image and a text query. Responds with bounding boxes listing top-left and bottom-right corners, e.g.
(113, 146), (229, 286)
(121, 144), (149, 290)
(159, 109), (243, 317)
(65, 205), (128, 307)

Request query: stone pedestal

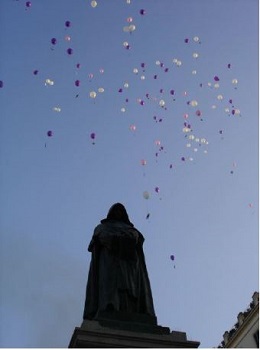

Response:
(69, 312), (200, 348)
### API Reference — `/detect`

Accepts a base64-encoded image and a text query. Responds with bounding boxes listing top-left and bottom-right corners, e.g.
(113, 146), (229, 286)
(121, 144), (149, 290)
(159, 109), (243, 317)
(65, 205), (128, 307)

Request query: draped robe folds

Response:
(83, 219), (156, 321)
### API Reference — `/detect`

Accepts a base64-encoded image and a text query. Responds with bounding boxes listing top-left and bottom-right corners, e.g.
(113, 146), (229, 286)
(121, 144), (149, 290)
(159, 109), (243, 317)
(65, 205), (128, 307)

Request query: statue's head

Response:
(106, 203), (132, 226)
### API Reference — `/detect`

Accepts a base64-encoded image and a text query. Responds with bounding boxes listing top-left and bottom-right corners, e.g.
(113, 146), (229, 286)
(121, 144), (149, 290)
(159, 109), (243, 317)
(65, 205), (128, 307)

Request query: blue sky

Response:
(0, 0), (258, 347)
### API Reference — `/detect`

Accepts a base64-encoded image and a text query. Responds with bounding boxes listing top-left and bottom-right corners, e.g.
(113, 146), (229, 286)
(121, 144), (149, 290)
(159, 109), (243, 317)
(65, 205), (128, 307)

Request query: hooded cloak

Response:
(83, 203), (156, 322)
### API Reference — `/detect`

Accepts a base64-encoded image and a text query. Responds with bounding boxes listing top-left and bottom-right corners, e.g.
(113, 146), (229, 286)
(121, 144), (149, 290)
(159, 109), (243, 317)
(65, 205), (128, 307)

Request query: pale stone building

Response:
(218, 291), (259, 348)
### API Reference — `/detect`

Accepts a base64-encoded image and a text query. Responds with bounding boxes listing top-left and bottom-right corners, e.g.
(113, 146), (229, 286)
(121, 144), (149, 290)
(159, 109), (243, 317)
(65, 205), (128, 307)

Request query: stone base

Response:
(69, 318), (200, 348)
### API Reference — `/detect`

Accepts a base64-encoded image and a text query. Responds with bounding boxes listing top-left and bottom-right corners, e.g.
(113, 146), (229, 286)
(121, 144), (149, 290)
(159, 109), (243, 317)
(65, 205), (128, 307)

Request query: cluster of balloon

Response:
(21, 0), (242, 221)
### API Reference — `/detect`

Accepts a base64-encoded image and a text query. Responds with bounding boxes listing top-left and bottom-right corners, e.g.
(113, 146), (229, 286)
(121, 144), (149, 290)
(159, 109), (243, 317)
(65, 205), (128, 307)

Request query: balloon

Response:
(99, 68), (104, 74)
(193, 36), (200, 42)
(76, 63), (81, 69)
(196, 110), (202, 116)
(170, 89), (175, 95)
(155, 140), (161, 146)
(51, 38), (57, 45)
(0, 80), (3, 88)
(53, 107), (61, 112)
(155, 60), (161, 66)
(176, 60), (182, 66)
(140, 100), (145, 106)
(65, 35), (71, 41)
(184, 38), (189, 43)
(118, 88), (123, 93)
(159, 99), (165, 107)
(65, 20), (71, 27)
(75, 80), (80, 87)
(141, 75), (145, 80)
(192, 70), (197, 75)
(192, 52), (199, 58)
(88, 73), (94, 79)
(139, 9), (146, 15)
(155, 187), (160, 193)
(45, 79), (54, 86)
(89, 91), (97, 98)
(140, 159), (147, 166)
(98, 87), (104, 93)
(127, 17), (133, 23)
(232, 78), (238, 85)
(190, 100), (198, 107)
(67, 48), (73, 55)
(217, 94), (223, 101)
(133, 68), (138, 74)
(214, 76), (220, 81)
(33, 70), (38, 75)
(90, 132), (96, 140)
(228, 64), (231, 68)
(124, 82), (129, 88)
(129, 25), (136, 32)
(121, 107), (126, 112)
(129, 125), (136, 131)
(183, 113), (189, 119)
(214, 83), (220, 89)
(181, 157), (185, 161)
(91, 0), (97, 7)
(47, 130), (53, 137)
(26, 1), (31, 7)
(170, 255), (175, 261)
(143, 191), (150, 200)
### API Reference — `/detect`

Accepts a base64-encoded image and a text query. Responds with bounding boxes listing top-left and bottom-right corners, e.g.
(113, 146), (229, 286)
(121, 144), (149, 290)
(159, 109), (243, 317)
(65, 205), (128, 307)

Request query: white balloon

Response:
(89, 91), (97, 98)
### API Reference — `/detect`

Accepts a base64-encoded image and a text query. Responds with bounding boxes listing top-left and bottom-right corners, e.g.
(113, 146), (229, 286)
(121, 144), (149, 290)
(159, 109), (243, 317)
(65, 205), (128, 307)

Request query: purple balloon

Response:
(67, 48), (73, 55)
(26, 1), (31, 7)
(33, 70), (39, 75)
(75, 80), (80, 87)
(170, 89), (175, 95)
(0, 80), (3, 88)
(214, 76), (220, 81)
(184, 38), (189, 43)
(90, 132), (96, 140)
(47, 130), (53, 137)
(51, 38), (57, 45)
(139, 9), (146, 15)
(170, 255), (175, 261)
(65, 20), (71, 27)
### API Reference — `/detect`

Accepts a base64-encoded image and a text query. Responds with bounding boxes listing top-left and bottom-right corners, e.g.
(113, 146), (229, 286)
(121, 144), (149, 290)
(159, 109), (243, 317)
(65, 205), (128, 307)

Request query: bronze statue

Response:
(83, 203), (156, 323)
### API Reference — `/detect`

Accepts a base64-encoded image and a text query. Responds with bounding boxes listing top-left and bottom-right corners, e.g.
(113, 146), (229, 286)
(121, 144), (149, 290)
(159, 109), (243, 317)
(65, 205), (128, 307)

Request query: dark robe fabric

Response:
(83, 219), (156, 321)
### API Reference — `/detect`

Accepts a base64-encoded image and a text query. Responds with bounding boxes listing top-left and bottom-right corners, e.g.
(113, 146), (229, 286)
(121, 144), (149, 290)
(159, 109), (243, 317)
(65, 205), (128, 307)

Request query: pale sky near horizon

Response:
(0, 0), (258, 348)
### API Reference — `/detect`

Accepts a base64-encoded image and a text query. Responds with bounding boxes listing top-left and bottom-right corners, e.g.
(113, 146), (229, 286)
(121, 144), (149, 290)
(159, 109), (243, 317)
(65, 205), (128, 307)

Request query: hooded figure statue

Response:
(83, 203), (156, 324)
